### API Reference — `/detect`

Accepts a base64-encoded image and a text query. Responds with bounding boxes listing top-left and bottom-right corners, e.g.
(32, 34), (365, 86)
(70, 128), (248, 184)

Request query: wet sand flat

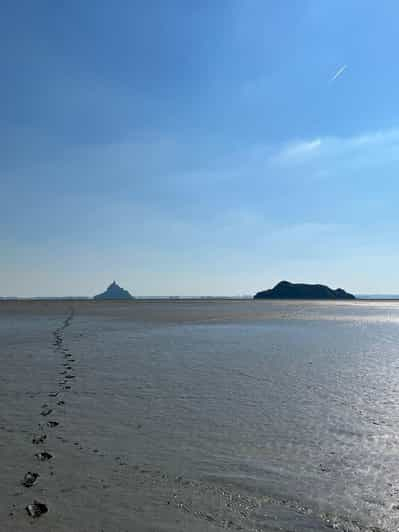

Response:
(2, 300), (399, 531)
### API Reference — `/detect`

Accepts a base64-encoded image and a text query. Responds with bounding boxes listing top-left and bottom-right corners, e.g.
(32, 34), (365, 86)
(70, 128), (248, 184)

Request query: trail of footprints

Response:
(21, 308), (76, 519)
(16, 309), (113, 522)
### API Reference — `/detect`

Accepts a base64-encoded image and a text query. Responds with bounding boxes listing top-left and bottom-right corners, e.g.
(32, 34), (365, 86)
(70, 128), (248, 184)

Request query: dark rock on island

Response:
(254, 281), (355, 300)
(94, 281), (134, 300)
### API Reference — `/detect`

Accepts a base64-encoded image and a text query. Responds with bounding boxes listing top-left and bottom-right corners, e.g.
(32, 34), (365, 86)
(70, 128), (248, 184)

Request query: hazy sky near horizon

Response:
(2, 0), (399, 296)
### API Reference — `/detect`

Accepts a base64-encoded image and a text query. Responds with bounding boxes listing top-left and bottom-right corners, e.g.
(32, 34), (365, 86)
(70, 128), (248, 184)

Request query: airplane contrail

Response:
(330, 64), (347, 82)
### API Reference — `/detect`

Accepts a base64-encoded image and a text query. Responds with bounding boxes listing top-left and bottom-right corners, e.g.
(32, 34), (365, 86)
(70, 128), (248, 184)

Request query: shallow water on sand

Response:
(2, 300), (399, 531)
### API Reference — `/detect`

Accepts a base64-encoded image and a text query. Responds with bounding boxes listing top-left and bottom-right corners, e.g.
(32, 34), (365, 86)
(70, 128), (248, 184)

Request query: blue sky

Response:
(2, 0), (399, 296)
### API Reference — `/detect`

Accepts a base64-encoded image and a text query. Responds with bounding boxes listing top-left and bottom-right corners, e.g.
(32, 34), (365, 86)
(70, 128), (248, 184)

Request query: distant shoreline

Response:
(2, 296), (399, 302)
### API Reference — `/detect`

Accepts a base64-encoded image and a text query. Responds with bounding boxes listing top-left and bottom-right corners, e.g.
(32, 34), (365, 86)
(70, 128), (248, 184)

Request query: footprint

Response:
(35, 451), (53, 462)
(26, 500), (48, 518)
(32, 434), (47, 445)
(22, 472), (39, 488)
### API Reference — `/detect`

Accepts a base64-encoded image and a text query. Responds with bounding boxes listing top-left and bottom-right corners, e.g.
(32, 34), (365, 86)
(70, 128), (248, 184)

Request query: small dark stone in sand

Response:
(35, 451), (53, 461)
(48, 392), (58, 397)
(57, 400), (65, 406)
(32, 434), (47, 444)
(22, 472), (39, 488)
(64, 385), (71, 390)
(40, 409), (52, 417)
(26, 500), (48, 518)
(47, 421), (59, 428)
(65, 375), (75, 379)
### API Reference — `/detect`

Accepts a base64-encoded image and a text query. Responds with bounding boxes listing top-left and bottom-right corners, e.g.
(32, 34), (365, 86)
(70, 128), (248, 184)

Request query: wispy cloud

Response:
(269, 128), (399, 169)
(271, 138), (321, 164)
(330, 64), (347, 82)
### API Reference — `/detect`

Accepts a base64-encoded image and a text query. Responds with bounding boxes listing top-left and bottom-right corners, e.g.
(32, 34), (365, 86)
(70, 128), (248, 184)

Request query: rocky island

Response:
(254, 281), (355, 300)
(93, 281), (134, 300)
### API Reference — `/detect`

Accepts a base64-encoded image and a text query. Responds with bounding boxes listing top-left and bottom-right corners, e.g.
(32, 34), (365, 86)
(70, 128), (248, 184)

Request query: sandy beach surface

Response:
(2, 299), (399, 531)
